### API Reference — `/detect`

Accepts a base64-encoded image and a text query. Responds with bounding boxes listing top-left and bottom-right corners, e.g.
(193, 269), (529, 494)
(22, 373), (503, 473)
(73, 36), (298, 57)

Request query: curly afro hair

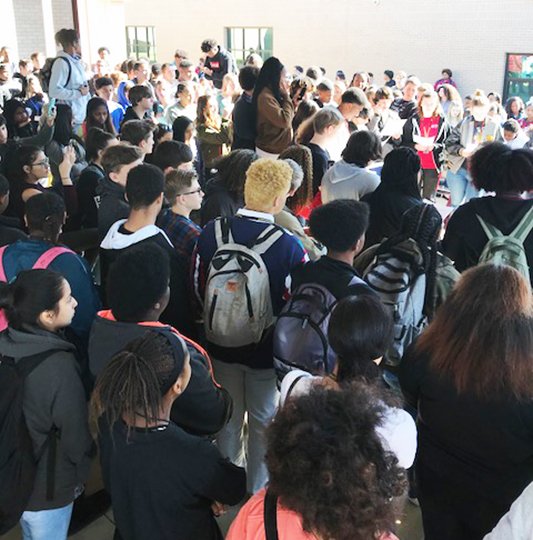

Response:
(266, 383), (407, 540)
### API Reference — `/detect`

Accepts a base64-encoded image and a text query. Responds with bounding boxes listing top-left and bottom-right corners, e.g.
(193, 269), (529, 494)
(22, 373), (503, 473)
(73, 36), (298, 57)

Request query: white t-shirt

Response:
(280, 370), (417, 469)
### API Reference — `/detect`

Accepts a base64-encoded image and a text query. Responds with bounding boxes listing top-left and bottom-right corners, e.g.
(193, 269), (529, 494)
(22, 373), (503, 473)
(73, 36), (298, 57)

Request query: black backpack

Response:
(0, 351), (57, 534)
(39, 56), (72, 93)
(273, 283), (338, 382)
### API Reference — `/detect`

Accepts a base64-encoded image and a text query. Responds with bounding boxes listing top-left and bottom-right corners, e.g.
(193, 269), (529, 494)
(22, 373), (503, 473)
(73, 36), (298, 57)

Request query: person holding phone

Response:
(253, 57), (301, 158)
(48, 28), (91, 133)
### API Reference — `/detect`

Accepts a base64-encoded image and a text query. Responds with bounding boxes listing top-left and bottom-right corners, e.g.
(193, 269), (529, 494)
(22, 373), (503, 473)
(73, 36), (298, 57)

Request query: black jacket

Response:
(204, 47), (236, 90)
(88, 313), (232, 437)
(0, 327), (94, 511)
(400, 344), (533, 525)
(442, 196), (533, 285)
(200, 176), (243, 227)
(231, 93), (255, 150)
(96, 176), (130, 239)
(76, 162), (105, 229)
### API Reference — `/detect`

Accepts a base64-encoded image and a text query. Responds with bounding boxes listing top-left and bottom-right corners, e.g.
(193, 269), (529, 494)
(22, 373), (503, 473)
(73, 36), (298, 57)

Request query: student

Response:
(100, 163), (193, 336)
(0, 269), (93, 540)
(253, 57), (301, 157)
(362, 147), (423, 247)
(444, 89), (502, 207)
(327, 87), (369, 161)
(152, 140), (193, 174)
(502, 119), (531, 149)
(164, 82), (196, 125)
(399, 265), (533, 540)
(384, 69), (396, 88)
(368, 86), (403, 156)
(200, 149), (257, 226)
(442, 143), (533, 284)
(390, 77), (419, 119)
(279, 294), (417, 468)
(48, 28), (90, 130)
(200, 38), (237, 90)
(402, 90), (449, 200)
(119, 119), (155, 158)
(303, 107), (343, 195)
(228, 384), (407, 540)
(97, 143), (143, 238)
(2, 192), (101, 342)
(193, 158), (308, 493)
(92, 331), (246, 540)
(82, 96), (115, 139)
(196, 94), (232, 178)
(45, 104), (88, 188)
(291, 199), (372, 298)
(0, 173), (26, 245)
(76, 128), (117, 230)
(434, 68), (457, 90)
(177, 59), (195, 82)
(217, 73), (240, 119)
(321, 130), (382, 203)
(88, 243), (232, 436)
(157, 169), (203, 259)
(94, 76), (125, 132)
(314, 78), (334, 108)
(5, 143), (78, 222)
(505, 96), (525, 121)
(274, 158), (323, 260)
(121, 85), (154, 124)
(232, 65), (260, 150)
(3, 98), (47, 139)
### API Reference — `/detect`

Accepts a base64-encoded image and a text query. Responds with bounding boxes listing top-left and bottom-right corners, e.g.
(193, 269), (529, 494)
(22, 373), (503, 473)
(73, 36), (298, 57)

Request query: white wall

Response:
(123, 0), (533, 97)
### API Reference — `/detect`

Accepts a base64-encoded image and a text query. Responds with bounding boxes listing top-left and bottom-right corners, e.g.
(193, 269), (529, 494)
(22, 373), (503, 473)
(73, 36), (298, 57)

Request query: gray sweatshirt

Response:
(321, 159), (380, 203)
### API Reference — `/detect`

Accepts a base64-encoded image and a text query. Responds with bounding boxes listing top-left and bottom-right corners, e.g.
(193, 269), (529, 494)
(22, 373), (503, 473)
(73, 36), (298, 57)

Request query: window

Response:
(126, 26), (156, 62)
(225, 27), (273, 66)
(503, 53), (533, 103)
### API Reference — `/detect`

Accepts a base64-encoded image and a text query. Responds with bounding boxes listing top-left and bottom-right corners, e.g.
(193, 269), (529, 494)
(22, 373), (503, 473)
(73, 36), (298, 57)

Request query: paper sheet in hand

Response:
(413, 135), (435, 147)
(381, 118), (406, 137)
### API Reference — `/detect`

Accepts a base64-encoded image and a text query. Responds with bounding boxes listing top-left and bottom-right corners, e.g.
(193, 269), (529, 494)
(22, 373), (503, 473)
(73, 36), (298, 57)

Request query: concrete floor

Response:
(1, 500), (424, 539)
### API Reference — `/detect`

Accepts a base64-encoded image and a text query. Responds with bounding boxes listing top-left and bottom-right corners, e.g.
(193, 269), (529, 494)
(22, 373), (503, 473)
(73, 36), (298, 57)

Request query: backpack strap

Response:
(251, 225), (284, 256)
(0, 245), (9, 282)
(54, 56), (72, 87)
(214, 218), (234, 249)
(264, 488), (279, 540)
(510, 206), (533, 243)
(476, 215), (501, 240)
(33, 247), (74, 269)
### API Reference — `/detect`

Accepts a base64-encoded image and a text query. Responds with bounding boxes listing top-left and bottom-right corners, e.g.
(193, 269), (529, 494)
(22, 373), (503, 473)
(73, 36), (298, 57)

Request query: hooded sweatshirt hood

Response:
(100, 219), (173, 250)
(327, 159), (367, 184)
(0, 326), (74, 361)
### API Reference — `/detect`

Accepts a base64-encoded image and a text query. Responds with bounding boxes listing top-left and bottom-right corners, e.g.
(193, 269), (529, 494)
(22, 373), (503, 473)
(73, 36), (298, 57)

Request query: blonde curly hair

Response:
(244, 159), (292, 210)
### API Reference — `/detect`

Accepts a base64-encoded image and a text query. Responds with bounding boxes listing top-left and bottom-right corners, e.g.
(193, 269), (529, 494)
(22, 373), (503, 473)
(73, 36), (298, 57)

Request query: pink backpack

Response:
(0, 245), (74, 331)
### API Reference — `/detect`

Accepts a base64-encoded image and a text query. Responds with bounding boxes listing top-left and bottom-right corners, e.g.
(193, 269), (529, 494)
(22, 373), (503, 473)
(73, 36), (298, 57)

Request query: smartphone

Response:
(48, 98), (56, 114)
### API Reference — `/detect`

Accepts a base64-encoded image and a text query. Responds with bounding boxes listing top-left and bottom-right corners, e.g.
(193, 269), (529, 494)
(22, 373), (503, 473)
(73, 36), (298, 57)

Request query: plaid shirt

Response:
(157, 209), (201, 259)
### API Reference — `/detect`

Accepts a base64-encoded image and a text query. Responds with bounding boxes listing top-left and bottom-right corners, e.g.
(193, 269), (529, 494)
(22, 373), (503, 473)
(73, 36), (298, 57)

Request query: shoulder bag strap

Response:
(0, 245), (9, 282)
(252, 224), (284, 256)
(264, 488), (279, 540)
(33, 246), (74, 269)
(510, 205), (533, 243)
(476, 215), (501, 240)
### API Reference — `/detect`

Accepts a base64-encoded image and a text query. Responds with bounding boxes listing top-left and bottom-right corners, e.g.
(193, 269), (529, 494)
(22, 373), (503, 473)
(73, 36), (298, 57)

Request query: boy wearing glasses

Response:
(158, 169), (203, 259)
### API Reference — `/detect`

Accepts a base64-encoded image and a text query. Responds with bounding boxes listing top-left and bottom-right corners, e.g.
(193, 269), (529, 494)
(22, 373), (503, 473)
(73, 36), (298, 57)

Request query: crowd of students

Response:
(0, 29), (532, 540)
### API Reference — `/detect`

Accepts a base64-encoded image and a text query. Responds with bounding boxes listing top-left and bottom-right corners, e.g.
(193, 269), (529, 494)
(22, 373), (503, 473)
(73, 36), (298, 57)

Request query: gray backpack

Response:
(364, 238), (427, 367)
(203, 218), (284, 348)
(477, 207), (533, 284)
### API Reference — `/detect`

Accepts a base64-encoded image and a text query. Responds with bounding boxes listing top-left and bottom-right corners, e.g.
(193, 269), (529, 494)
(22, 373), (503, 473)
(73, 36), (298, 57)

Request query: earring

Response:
(154, 303), (160, 310)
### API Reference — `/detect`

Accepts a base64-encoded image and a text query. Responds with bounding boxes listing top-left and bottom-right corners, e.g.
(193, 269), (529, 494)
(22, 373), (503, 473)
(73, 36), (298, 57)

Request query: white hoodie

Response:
(100, 219), (173, 250)
(321, 159), (380, 203)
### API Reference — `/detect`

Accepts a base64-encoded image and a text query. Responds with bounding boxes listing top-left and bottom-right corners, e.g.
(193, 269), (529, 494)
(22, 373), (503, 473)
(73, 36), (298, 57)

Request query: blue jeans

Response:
(212, 360), (278, 494)
(20, 503), (73, 540)
(446, 167), (479, 207)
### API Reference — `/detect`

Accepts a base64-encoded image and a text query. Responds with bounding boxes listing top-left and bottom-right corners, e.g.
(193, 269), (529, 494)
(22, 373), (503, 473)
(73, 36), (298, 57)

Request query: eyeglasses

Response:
(180, 187), (203, 196)
(31, 158), (50, 167)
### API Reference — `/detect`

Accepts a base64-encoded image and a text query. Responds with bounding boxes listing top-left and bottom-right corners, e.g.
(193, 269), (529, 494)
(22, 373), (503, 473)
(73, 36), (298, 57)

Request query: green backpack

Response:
(477, 206), (533, 284)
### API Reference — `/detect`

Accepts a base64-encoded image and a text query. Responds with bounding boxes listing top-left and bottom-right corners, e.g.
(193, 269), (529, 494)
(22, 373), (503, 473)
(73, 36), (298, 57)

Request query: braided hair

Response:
(90, 331), (188, 438)
(377, 203), (442, 319)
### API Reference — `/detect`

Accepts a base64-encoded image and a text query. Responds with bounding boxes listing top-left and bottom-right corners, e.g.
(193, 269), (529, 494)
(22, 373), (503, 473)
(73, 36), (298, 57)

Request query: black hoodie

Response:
(96, 176), (130, 239)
